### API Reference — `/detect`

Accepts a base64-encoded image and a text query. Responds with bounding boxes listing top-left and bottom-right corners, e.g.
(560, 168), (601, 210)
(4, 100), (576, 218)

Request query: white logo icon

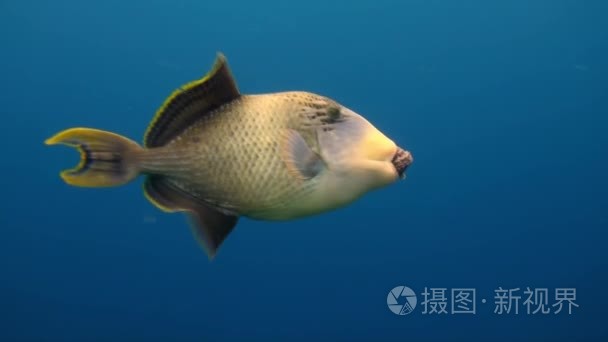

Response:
(387, 286), (417, 315)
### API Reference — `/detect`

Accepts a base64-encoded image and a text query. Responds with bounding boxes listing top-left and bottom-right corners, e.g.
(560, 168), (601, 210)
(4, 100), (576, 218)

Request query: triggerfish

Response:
(46, 54), (413, 258)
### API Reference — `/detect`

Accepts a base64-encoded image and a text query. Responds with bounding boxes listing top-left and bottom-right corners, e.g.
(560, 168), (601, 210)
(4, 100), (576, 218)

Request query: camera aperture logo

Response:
(387, 286), (417, 315)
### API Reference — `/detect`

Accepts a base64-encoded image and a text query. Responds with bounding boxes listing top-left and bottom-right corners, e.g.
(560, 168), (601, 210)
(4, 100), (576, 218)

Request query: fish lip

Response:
(391, 147), (413, 179)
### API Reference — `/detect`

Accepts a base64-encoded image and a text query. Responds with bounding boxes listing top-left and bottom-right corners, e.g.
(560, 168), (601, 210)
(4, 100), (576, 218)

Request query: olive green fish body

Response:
(144, 92), (336, 219)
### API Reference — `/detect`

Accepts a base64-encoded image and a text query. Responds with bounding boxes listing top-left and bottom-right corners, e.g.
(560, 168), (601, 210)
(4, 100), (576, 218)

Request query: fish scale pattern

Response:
(152, 91), (336, 218)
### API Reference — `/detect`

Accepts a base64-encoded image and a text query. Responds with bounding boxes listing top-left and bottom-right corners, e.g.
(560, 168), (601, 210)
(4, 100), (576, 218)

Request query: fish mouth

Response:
(391, 147), (413, 179)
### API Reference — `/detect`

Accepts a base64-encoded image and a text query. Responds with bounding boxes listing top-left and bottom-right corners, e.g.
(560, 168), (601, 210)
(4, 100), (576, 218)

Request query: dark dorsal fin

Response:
(143, 176), (239, 259)
(144, 53), (240, 148)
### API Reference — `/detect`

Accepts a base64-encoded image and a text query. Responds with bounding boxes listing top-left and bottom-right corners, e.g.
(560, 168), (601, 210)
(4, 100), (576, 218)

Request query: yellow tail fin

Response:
(45, 128), (143, 187)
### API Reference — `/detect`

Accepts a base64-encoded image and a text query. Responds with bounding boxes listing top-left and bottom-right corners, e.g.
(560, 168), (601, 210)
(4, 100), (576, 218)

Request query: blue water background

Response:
(1, 0), (607, 340)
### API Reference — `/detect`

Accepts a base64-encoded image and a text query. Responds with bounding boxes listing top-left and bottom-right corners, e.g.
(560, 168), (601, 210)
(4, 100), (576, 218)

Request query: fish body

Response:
(46, 54), (413, 257)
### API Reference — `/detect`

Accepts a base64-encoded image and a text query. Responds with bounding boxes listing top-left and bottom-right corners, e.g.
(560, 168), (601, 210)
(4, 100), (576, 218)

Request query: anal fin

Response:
(144, 176), (238, 258)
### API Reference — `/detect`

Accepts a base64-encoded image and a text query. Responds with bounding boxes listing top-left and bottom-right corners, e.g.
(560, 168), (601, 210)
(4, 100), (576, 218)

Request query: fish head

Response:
(316, 105), (413, 197)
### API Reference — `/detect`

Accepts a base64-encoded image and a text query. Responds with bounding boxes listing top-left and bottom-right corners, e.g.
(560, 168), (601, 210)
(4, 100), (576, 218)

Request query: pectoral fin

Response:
(144, 176), (238, 258)
(279, 129), (325, 180)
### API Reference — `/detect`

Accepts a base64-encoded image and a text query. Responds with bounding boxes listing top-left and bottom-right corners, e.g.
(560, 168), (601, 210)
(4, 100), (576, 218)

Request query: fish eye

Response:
(327, 106), (341, 121)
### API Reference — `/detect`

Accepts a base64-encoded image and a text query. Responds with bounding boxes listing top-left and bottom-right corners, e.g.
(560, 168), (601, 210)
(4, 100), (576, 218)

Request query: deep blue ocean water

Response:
(2, 0), (607, 340)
